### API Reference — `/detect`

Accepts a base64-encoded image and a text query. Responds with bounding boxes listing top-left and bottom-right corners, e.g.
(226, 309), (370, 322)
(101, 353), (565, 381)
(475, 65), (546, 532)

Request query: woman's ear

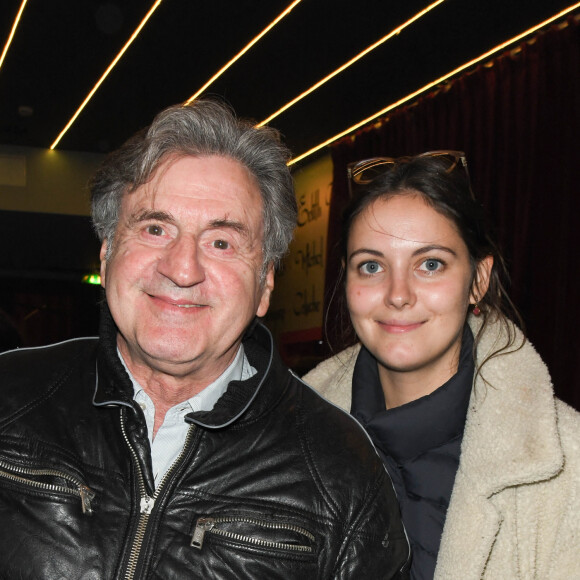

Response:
(470, 255), (494, 304)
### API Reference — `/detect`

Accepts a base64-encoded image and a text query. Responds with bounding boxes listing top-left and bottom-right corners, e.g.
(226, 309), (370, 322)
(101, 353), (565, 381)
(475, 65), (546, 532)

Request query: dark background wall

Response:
(0, 210), (101, 348)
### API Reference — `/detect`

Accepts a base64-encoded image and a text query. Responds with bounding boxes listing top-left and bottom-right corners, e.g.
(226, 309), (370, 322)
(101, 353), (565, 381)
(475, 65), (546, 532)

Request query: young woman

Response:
(303, 152), (580, 580)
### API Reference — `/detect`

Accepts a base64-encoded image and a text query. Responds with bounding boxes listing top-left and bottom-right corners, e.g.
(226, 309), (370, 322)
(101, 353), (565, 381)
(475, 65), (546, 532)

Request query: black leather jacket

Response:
(0, 309), (409, 579)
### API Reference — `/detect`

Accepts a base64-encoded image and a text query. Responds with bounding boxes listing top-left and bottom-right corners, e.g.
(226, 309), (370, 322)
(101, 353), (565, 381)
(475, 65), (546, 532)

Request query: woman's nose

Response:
(384, 272), (415, 309)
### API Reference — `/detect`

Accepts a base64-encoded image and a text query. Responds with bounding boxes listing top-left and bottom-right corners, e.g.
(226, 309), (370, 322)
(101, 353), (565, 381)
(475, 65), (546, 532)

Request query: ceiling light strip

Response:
(50, 0), (164, 150)
(185, 0), (303, 104)
(258, 0), (446, 127)
(289, 2), (580, 167)
(0, 0), (28, 72)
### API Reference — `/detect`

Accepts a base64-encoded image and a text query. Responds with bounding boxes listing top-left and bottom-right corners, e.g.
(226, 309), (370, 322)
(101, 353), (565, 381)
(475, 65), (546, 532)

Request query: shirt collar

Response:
(119, 345), (255, 414)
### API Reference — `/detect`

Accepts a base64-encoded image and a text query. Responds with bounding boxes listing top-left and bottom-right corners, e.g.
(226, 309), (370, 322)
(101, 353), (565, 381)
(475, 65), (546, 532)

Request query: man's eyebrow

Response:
(126, 212), (250, 237)
(209, 218), (249, 236)
(127, 209), (176, 227)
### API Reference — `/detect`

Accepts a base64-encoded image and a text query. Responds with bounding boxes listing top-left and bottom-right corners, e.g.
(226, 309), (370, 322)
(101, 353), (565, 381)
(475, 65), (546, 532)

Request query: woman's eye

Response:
(212, 239), (230, 250)
(146, 224), (164, 236)
(419, 259), (443, 273)
(360, 261), (383, 275)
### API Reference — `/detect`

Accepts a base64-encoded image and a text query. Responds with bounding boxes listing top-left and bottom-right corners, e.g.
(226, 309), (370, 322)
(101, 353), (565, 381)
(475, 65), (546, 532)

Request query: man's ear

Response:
(470, 255), (493, 304)
(99, 240), (108, 288)
(256, 263), (275, 318)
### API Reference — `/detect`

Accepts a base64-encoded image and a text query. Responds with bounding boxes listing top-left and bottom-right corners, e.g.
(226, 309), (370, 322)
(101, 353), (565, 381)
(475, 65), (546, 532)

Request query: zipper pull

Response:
(140, 495), (155, 514)
(78, 484), (95, 515)
(191, 517), (215, 549)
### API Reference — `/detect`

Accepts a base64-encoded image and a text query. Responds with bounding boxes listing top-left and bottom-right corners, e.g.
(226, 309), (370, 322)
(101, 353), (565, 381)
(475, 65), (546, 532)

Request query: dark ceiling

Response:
(0, 0), (575, 163)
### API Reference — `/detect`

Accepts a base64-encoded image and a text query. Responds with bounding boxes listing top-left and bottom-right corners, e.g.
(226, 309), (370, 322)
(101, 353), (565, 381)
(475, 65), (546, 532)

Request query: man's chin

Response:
(119, 335), (202, 372)
(143, 344), (203, 367)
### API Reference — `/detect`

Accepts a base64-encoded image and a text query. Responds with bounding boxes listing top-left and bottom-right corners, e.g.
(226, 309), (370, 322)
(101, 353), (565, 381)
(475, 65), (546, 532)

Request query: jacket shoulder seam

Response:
(0, 343), (93, 430)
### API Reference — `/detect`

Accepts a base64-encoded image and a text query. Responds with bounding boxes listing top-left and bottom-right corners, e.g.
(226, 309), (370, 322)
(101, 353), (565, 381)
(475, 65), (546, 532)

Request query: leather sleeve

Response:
(331, 466), (410, 579)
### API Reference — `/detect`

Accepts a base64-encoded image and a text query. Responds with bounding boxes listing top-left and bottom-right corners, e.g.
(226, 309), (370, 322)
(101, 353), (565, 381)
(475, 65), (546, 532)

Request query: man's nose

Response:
(156, 236), (205, 287)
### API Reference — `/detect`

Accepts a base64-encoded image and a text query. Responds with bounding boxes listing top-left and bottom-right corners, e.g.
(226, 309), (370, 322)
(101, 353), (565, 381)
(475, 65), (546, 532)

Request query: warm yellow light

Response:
(0, 0), (28, 72)
(185, 0), (303, 105)
(288, 2), (580, 167)
(50, 0), (164, 150)
(258, 0), (446, 127)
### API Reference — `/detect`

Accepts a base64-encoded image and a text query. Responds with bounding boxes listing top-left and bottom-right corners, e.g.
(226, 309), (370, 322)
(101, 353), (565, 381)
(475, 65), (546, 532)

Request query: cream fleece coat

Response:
(303, 317), (580, 579)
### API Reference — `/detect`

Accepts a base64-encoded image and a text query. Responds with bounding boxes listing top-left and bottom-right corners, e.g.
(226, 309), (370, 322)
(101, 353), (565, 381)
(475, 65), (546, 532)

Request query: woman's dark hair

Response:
(330, 153), (525, 379)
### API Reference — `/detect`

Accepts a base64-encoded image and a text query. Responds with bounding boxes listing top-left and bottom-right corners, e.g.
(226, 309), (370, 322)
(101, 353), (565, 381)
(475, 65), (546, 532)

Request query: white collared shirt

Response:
(120, 346), (256, 487)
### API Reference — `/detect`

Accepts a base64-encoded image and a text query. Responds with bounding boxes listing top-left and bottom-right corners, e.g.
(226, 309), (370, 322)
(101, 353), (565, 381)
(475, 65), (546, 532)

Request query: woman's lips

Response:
(378, 320), (424, 333)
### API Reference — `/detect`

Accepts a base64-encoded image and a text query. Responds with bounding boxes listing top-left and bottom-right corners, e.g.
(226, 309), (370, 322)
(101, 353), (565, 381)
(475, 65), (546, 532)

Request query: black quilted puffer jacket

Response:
(0, 308), (410, 579)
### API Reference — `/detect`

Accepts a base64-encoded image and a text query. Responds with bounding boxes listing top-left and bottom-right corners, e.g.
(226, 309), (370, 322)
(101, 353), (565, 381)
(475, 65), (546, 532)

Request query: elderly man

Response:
(0, 100), (409, 579)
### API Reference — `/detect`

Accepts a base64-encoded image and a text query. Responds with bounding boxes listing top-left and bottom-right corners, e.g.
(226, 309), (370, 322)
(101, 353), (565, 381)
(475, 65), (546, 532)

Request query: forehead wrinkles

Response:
(126, 156), (259, 215)
(135, 154), (228, 207)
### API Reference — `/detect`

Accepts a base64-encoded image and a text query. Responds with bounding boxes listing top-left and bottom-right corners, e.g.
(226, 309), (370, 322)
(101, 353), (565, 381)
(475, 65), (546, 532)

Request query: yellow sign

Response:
(265, 154), (332, 347)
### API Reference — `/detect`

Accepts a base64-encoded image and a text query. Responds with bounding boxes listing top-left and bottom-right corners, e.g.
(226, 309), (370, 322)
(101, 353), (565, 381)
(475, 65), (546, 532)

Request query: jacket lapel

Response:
(435, 471), (503, 579)
(435, 317), (563, 579)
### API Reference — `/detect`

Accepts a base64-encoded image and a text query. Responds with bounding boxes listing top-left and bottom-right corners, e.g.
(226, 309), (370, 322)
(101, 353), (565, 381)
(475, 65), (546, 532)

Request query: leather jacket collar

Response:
(92, 303), (288, 430)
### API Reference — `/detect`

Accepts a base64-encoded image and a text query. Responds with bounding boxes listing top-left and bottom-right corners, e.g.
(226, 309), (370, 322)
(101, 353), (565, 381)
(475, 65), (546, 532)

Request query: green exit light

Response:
(82, 274), (101, 285)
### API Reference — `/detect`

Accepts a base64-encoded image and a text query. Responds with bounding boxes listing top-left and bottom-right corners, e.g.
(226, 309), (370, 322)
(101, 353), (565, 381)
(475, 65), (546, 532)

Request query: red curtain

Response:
(325, 15), (580, 410)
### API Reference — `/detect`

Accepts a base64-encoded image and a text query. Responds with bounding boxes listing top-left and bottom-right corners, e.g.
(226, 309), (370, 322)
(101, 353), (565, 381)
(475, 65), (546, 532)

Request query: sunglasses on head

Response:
(347, 150), (473, 199)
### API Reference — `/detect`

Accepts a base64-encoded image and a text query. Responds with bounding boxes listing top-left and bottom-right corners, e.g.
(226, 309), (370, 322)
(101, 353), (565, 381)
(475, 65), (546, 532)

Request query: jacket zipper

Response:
(0, 458), (95, 514)
(191, 516), (315, 552)
(120, 409), (196, 580)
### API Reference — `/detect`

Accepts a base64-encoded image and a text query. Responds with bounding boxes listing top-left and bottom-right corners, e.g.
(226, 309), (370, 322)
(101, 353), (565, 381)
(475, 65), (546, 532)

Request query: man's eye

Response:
(212, 239), (230, 250)
(146, 225), (164, 236)
(360, 261), (382, 275)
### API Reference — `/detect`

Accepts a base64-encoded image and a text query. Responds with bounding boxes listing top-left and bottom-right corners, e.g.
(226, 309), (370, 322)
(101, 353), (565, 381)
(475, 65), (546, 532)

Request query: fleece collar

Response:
(458, 316), (563, 496)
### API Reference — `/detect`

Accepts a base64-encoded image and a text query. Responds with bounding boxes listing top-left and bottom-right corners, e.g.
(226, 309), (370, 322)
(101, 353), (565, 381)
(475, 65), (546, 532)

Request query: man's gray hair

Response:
(90, 99), (297, 271)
